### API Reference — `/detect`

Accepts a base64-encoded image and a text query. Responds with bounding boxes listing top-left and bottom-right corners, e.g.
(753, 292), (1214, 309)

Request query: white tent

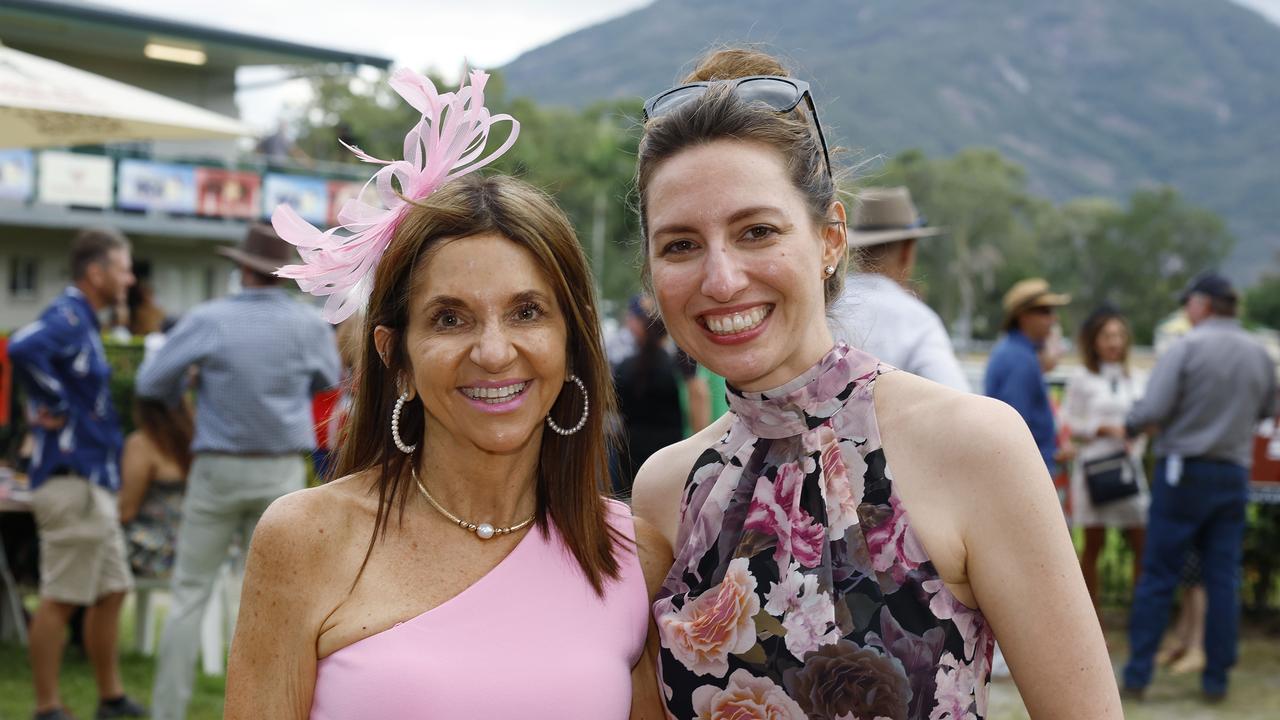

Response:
(0, 44), (252, 147)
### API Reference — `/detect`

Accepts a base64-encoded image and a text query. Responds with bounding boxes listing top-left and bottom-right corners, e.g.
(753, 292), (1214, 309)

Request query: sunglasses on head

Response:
(642, 75), (832, 179)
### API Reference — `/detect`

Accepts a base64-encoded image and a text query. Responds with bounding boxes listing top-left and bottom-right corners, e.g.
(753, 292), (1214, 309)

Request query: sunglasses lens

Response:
(734, 77), (802, 111)
(647, 87), (704, 118)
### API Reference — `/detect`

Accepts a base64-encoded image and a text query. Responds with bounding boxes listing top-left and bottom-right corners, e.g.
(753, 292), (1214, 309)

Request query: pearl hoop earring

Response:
(545, 375), (589, 436)
(391, 391), (417, 454)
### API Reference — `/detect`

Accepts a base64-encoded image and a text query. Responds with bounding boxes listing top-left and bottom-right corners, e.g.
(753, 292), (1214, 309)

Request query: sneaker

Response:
(94, 696), (148, 719)
(1202, 689), (1228, 705)
(33, 709), (78, 720)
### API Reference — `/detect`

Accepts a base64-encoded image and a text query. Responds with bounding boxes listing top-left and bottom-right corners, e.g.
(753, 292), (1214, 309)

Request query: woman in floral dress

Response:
(630, 48), (1122, 719)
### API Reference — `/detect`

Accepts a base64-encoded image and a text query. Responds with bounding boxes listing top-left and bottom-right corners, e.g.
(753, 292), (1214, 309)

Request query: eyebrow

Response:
(650, 205), (785, 238)
(421, 289), (555, 312)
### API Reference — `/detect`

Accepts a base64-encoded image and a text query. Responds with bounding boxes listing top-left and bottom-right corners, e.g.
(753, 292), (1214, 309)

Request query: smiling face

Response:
(378, 232), (568, 456)
(1095, 317), (1129, 364)
(645, 139), (845, 391)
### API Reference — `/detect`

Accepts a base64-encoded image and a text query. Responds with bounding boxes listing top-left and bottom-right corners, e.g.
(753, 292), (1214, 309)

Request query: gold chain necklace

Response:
(412, 468), (534, 540)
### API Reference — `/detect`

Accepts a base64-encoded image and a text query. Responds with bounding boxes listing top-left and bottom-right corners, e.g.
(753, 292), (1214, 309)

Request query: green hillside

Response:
(500, 0), (1280, 279)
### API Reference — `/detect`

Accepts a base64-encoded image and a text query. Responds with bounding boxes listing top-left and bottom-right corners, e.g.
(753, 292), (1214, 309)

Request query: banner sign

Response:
(117, 159), (197, 214)
(196, 168), (262, 219)
(37, 151), (112, 208)
(326, 180), (368, 226)
(0, 149), (35, 201)
(262, 173), (328, 225)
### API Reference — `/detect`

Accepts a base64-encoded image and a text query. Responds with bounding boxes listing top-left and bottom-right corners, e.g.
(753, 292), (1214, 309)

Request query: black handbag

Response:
(1083, 451), (1139, 506)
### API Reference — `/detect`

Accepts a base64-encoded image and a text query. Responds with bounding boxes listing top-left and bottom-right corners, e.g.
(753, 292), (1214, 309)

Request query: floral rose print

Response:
(655, 344), (994, 718)
(691, 669), (808, 720)
(658, 557), (762, 677)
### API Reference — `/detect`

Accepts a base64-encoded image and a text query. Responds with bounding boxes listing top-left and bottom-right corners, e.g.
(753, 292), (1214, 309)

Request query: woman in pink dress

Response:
(223, 70), (668, 719)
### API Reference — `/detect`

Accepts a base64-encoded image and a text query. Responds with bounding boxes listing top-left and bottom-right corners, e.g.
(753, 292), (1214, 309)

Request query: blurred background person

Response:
(1122, 271), (1277, 702)
(135, 224), (340, 720)
(985, 277), (1071, 476)
(8, 227), (147, 719)
(611, 294), (686, 496)
(118, 397), (193, 581)
(1061, 306), (1148, 626)
(833, 186), (970, 391)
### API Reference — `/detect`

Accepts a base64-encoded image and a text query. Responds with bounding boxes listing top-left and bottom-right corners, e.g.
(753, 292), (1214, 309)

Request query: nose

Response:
(700, 244), (749, 303)
(470, 320), (518, 372)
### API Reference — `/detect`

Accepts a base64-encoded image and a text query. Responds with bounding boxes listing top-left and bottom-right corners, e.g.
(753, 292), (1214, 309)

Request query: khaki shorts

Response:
(30, 475), (134, 605)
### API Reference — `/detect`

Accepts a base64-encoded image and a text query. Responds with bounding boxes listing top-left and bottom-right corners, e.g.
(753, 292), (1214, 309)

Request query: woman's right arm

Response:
(225, 491), (329, 719)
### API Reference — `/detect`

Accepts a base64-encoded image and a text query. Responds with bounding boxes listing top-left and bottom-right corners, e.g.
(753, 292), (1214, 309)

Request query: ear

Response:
(373, 325), (414, 398)
(821, 200), (848, 270)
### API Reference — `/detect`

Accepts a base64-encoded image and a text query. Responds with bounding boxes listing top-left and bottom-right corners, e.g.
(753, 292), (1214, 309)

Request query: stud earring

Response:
(823, 264), (836, 278)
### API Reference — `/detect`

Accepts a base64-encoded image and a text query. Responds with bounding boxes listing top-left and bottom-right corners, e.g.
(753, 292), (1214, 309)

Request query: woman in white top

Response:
(1061, 306), (1149, 621)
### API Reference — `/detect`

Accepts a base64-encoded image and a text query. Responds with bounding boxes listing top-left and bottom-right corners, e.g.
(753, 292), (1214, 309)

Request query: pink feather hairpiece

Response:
(271, 68), (520, 323)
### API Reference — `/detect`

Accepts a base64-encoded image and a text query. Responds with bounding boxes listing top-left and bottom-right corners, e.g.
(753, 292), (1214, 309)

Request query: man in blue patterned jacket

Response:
(9, 227), (148, 719)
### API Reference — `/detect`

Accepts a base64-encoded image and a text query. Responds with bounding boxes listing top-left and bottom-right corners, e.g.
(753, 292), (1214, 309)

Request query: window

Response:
(8, 257), (38, 298)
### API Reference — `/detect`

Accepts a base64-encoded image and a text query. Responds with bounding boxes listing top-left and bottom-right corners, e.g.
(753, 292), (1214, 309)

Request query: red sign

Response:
(195, 168), (262, 220)
(327, 180), (365, 227)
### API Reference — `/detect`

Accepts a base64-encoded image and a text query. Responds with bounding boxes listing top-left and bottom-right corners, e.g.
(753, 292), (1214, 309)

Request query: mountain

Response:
(501, 0), (1280, 281)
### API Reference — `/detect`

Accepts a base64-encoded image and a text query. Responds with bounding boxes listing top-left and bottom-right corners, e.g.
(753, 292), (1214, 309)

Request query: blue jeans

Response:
(1124, 457), (1248, 695)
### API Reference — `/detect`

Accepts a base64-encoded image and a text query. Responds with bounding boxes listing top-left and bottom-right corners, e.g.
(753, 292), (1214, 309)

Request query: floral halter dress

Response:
(653, 343), (994, 720)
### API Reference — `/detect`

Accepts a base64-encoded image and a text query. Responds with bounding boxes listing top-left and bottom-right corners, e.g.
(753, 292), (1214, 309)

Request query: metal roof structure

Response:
(0, 0), (393, 70)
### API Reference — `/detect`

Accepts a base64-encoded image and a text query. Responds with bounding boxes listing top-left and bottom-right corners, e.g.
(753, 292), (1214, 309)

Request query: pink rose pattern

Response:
(655, 344), (994, 719)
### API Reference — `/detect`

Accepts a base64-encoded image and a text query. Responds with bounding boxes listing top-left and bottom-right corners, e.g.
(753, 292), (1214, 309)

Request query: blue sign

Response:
(117, 159), (198, 213)
(263, 173), (329, 225)
(0, 149), (35, 201)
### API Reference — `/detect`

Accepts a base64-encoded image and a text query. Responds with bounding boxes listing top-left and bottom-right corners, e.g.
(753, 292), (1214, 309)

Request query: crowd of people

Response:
(4, 45), (1277, 720)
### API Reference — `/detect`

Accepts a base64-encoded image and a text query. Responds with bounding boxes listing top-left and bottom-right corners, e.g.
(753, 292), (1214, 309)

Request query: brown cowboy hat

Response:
(1001, 277), (1070, 330)
(215, 223), (296, 276)
(847, 186), (944, 249)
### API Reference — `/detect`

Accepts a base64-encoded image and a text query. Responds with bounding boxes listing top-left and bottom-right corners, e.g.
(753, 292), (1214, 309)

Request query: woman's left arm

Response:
(957, 398), (1123, 718)
(630, 516), (674, 720)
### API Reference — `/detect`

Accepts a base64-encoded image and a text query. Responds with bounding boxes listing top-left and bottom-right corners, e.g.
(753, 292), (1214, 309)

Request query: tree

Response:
(1245, 273), (1280, 331)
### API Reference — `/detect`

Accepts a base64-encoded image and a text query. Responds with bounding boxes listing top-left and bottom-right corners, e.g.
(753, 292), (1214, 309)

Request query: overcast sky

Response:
(94, 0), (1280, 131)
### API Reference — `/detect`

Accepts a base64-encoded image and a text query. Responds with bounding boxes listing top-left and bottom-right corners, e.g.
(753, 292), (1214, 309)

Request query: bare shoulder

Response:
(250, 471), (376, 575)
(874, 370), (1045, 493)
(631, 412), (734, 545)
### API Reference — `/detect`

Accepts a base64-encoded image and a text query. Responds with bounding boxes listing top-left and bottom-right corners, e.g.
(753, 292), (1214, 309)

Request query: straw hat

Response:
(1002, 278), (1070, 329)
(215, 223), (296, 276)
(847, 187), (944, 249)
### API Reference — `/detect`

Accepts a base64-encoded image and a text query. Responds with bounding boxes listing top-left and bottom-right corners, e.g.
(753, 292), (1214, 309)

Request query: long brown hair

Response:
(132, 397), (194, 475)
(636, 47), (848, 304)
(332, 174), (623, 594)
(1078, 306), (1131, 375)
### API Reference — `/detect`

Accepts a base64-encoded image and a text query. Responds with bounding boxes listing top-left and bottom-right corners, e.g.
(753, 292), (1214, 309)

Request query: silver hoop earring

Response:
(545, 374), (589, 436)
(391, 391), (417, 454)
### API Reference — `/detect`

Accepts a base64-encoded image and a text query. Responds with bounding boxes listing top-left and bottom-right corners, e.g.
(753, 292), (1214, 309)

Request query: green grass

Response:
(0, 643), (226, 719)
(988, 618), (1280, 719)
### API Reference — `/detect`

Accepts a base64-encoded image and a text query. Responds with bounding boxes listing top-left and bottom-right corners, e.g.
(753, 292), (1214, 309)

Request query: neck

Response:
(736, 322), (836, 394)
(415, 421), (541, 527)
(73, 281), (106, 311)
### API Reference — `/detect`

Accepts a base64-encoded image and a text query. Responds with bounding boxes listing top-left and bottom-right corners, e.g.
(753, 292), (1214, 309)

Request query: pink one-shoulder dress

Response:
(308, 500), (649, 719)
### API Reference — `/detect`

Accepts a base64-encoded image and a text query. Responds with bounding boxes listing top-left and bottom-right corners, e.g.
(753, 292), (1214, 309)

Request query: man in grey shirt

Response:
(1122, 271), (1277, 702)
(136, 225), (340, 719)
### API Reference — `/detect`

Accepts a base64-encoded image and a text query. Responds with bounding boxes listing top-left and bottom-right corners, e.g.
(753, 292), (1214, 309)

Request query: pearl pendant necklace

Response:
(412, 469), (534, 540)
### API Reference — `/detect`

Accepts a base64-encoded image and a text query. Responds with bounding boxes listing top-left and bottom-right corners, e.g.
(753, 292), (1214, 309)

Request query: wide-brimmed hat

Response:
(215, 223), (296, 276)
(847, 187), (944, 249)
(1002, 277), (1070, 329)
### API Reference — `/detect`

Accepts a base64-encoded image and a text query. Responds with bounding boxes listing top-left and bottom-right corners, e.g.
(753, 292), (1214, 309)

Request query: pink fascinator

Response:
(271, 68), (519, 323)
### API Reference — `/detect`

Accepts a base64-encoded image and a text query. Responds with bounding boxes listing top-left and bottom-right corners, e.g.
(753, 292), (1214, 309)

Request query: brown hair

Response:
(71, 227), (130, 280)
(332, 174), (622, 594)
(132, 397), (194, 476)
(1078, 306), (1131, 374)
(635, 47), (847, 303)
